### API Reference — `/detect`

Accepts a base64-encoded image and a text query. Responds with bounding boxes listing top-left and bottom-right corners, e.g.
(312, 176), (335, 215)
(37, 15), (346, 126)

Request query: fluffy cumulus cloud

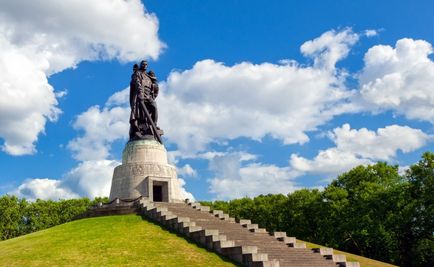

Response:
(11, 160), (119, 200)
(290, 124), (430, 177)
(62, 160), (120, 198)
(208, 153), (301, 199)
(0, 0), (163, 155)
(68, 105), (129, 161)
(359, 38), (434, 122)
(300, 28), (359, 70)
(11, 178), (79, 201)
(0, 38), (61, 155)
(159, 30), (359, 154)
(177, 164), (198, 178)
(12, 92), (131, 200)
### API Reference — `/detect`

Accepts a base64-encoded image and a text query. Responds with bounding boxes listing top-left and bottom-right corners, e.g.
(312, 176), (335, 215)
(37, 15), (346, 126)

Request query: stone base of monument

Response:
(109, 139), (185, 203)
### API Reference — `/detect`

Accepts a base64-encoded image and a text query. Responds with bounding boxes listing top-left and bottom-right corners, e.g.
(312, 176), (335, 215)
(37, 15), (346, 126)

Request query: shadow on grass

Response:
(138, 214), (242, 267)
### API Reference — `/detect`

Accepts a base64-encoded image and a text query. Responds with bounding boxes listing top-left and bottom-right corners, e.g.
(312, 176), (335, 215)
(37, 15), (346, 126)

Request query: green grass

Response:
(0, 214), (397, 267)
(0, 215), (236, 267)
(304, 241), (398, 267)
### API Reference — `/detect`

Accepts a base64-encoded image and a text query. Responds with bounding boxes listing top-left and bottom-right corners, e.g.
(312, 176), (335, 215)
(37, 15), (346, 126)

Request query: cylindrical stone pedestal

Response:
(109, 139), (185, 202)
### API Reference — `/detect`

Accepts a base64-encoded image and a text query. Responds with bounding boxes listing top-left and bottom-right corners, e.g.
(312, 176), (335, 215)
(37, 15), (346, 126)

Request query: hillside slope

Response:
(0, 215), (236, 267)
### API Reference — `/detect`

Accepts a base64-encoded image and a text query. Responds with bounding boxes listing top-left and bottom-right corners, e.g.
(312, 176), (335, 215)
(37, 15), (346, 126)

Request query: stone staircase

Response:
(136, 199), (360, 267)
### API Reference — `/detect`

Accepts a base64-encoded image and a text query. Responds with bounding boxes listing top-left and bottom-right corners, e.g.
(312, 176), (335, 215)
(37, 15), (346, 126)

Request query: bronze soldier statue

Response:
(129, 60), (162, 143)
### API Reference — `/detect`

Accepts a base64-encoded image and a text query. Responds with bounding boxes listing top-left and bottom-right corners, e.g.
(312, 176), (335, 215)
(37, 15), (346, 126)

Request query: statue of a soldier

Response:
(129, 60), (163, 143)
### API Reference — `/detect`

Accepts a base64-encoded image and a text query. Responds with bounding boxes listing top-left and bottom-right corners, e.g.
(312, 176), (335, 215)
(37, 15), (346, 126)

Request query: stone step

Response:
(212, 209), (224, 216)
(160, 213), (177, 222)
(156, 210), (172, 218)
(215, 213), (230, 220)
(272, 232), (287, 239)
(188, 202), (201, 208)
(205, 234), (227, 249)
(198, 205), (210, 212)
(243, 253), (269, 262)
(238, 219), (252, 225)
(227, 217), (236, 223)
(289, 242), (307, 249)
(277, 236), (296, 245)
(222, 245), (258, 263)
(213, 240), (236, 253)
(190, 229), (219, 245)
(244, 224), (259, 230)
(147, 202), (354, 267)
(177, 221), (196, 232)
(182, 225), (202, 236)
(248, 259), (280, 267)
(313, 247), (333, 256)
(250, 228), (268, 233)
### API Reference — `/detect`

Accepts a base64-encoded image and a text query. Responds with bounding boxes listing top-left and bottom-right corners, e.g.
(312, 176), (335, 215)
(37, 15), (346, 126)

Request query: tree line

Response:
(0, 153), (432, 266)
(0, 196), (107, 241)
(201, 152), (434, 267)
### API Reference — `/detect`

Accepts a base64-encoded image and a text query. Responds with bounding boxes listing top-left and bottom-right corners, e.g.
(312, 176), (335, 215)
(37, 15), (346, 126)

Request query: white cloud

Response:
(290, 124), (430, 177)
(177, 164), (198, 178)
(11, 178), (79, 201)
(155, 30), (372, 155)
(364, 29), (378, 37)
(68, 105), (129, 161)
(106, 87), (130, 107)
(300, 28), (359, 70)
(62, 160), (120, 199)
(331, 123), (430, 160)
(10, 160), (118, 200)
(0, 37), (60, 155)
(0, 0), (164, 70)
(179, 178), (195, 201)
(0, 0), (163, 155)
(358, 38), (434, 122)
(290, 149), (372, 176)
(159, 41), (356, 154)
(208, 123), (430, 198)
(209, 153), (301, 199)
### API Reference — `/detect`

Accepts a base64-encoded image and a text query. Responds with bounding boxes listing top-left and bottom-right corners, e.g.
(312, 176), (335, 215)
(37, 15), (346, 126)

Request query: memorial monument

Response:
(109, 61), (185, 203)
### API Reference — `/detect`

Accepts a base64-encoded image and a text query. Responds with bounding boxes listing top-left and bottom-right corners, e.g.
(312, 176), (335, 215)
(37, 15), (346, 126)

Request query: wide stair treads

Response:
(138, 200), (360, 267)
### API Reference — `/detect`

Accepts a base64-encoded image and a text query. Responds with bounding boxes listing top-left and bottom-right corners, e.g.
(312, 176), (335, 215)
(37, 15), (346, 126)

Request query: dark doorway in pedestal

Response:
(153, 185), (163, 202)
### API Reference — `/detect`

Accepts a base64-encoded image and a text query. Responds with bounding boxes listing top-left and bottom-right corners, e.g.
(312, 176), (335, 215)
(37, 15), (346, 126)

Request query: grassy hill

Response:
(0, 214), (397, 267)
(0, 215), (236, 267)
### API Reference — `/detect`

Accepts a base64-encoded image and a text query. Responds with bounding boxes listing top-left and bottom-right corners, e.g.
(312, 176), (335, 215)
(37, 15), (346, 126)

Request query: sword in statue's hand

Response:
(140, 101), (163, 144)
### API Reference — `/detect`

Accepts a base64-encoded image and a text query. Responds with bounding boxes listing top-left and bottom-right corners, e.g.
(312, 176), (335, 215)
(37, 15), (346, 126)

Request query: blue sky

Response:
(0, 0), (433, 201)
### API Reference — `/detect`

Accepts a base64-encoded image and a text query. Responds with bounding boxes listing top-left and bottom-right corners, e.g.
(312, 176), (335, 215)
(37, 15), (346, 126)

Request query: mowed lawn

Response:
(0, 215), (236, 267)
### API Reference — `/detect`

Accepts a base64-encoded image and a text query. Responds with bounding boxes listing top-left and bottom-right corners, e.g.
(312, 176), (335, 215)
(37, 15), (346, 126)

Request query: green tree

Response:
(397, 152), (434, 266)
(283, 189), (325, 242)
(325, 162), (403, 262)
(0, 195), (28, 240)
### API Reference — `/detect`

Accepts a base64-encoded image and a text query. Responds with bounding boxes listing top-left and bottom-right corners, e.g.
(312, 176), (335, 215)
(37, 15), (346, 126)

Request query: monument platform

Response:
(109, 139), (185, 203)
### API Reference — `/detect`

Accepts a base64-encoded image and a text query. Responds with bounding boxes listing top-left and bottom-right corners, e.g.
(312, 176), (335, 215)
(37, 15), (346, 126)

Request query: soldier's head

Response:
(139, 60), (148, 71)
(148, 70), (157, 81)
(133, 64), (138, 72)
